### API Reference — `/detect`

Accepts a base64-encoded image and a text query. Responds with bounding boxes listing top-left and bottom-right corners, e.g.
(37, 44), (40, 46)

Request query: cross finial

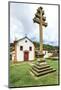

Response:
(25, 34), (27, 37)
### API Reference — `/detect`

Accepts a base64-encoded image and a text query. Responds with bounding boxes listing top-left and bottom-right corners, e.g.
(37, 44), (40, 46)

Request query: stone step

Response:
(31, 69), (56, 77)
(37, 60), (46, 63)
(32, 66), (53, 73)
(35, 63), (47, 67)
(34, 64), (50, 70)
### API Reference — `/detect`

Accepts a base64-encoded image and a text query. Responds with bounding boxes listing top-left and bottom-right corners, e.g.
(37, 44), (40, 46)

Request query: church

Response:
(11, 36), (35, 62)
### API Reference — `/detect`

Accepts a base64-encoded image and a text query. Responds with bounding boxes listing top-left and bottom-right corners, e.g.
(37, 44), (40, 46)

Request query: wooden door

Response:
(24, 51), (29, 61)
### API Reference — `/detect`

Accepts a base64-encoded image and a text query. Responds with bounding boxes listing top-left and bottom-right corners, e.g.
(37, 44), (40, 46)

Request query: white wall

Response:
(12, 53), (15, 61)
(16, 38), (34, 61)
(43, 50), (53, 58)
(29, 50), (34, 60)
(11, 51), (15, 61)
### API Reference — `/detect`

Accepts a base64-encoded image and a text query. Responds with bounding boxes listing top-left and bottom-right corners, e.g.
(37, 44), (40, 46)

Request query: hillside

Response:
(33, 41), (59, 51)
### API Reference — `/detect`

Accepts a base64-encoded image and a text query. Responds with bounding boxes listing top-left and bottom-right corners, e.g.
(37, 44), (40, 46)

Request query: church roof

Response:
(14, 36), (34, 44)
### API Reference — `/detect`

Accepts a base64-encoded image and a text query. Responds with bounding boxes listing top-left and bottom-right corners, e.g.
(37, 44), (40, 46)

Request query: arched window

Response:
(29, 46), (32, 51)
(25, 40), (27, 43)
(20, 46), (23, 50)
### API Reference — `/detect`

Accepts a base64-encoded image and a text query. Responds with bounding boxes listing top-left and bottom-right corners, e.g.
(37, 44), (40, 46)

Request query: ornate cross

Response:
(33, 6), (47, 57)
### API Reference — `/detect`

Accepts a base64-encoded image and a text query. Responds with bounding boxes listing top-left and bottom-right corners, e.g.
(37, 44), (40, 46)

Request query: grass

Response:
(9, 59), (59, 87)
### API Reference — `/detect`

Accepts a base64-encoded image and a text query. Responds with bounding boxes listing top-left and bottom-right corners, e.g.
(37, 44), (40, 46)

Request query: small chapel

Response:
(10, 36), (35, 62)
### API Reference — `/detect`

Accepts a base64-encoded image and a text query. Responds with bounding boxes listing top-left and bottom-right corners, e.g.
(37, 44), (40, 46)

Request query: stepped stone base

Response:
(31, 59), (56, 77)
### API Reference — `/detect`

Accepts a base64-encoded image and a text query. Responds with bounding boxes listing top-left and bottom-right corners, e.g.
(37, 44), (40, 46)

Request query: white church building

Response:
(11, 36), (35, 62)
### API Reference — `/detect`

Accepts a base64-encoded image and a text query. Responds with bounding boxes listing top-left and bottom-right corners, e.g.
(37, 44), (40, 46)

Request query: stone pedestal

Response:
(37, 58), (46, 65)
(31, 53), (56, 77)
(36, 52), (46, 64)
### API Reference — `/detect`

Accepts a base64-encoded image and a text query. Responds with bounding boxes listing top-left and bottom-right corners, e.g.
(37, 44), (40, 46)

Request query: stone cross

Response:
(33, 6), (47, 58)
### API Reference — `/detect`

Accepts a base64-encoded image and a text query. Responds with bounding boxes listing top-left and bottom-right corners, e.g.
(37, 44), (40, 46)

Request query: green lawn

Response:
(9, 59), (59, 87)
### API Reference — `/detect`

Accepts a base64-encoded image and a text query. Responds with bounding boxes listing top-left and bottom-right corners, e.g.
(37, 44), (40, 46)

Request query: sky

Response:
(10, 2), (58, 46)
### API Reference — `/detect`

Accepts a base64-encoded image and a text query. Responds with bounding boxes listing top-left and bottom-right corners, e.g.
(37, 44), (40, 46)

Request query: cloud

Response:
(10, 17), (25, 42)
(10, 3), (58, 46)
